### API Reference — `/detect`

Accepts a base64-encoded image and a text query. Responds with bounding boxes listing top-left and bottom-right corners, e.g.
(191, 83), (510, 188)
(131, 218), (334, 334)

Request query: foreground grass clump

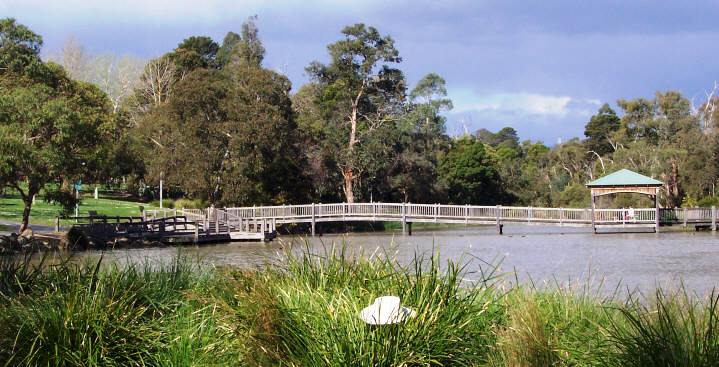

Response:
(606, 288), (719, 367)
(0, 254), (241, 367)
(488, 287), (620, 366)
(230, 246), (505, 366)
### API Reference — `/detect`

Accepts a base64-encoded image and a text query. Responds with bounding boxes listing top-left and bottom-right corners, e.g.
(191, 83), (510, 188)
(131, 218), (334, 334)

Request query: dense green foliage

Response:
(0, 18), (113, 231)
(3, 17), (719, 229)
(3, 249), (719, 366)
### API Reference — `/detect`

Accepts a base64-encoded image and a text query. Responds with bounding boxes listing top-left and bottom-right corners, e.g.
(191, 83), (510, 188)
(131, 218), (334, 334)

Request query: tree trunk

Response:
(342, 87), (362, 204)
(19, 197), (32, 233)
(664, 160), (682, 207)
(342, 168), (355, 203)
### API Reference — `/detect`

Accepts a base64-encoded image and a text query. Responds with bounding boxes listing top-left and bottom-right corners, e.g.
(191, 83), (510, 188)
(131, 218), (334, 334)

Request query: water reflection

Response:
(60, 225), (719, 296)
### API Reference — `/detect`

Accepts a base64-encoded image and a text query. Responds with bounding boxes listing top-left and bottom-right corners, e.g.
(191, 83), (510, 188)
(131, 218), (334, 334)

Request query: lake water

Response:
(65, 225), (719, 296)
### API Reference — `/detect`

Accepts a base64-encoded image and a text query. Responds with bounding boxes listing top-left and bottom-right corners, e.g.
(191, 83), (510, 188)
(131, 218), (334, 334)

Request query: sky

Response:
(3, 0), (719, 144)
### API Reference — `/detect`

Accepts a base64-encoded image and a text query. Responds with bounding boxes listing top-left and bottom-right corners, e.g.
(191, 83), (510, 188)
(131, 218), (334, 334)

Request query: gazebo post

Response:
(590, 190), (596, 233)
(654, 189), (659, 233)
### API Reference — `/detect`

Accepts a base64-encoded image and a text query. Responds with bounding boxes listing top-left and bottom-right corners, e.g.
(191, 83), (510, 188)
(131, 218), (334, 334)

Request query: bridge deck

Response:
(145, 203), (717, 242)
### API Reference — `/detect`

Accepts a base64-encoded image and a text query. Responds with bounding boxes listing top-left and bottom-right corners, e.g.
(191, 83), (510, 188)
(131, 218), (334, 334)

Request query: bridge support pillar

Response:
(496, 205), (502, 235)
(402, 202), (407, 235)
(407, 222), (412, 236)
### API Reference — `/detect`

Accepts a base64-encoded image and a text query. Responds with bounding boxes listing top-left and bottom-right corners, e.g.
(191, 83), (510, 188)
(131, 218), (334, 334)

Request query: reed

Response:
(0, 253), (238, 366)
(605, 286), (719, 367)
(2, 244), (719, 366)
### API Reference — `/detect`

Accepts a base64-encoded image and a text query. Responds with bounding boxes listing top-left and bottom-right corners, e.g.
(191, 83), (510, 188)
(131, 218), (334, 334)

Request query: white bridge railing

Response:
(224, 203), (717, 226)
(145, 203), (719, 235)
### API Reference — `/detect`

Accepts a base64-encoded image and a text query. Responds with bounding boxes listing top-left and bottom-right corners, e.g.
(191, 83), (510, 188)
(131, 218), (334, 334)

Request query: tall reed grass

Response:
(1, 243), (719, 366)
(230, 245), (505, 366)
(0, 253), (239, 366)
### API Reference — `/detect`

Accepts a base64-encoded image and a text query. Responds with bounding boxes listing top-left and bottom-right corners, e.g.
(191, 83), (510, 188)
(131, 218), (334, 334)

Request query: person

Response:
(627, 206), (635, 221)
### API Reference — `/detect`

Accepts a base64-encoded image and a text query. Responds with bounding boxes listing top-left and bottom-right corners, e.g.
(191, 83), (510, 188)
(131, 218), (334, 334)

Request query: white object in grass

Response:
(359, 296), (416, 325)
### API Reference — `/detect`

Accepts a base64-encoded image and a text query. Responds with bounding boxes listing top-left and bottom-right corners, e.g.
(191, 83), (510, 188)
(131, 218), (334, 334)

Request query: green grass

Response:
(0, 189), (158, 227)
(2, 245), (719, 366)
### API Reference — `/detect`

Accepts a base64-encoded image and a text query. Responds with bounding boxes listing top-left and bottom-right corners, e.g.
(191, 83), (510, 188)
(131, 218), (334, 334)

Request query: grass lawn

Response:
(0, 187), (159, 227)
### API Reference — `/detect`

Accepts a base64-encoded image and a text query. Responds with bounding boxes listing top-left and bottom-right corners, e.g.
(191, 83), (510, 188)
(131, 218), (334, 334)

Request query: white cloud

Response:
(450, 89), (578, 117)
(444, 88), (603, 141)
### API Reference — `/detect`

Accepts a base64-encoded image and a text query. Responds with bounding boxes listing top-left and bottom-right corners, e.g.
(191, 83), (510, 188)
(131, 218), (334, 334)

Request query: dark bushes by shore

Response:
(1, 246), (719, 366)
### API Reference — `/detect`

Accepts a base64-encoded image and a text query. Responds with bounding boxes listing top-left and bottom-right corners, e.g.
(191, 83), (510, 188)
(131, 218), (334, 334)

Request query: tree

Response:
(439, 137), (503, 205)
(0, 18), (112, 231)
(584, 103), (620, 156)
(306, 23), (404, 202)
(134, 19), (308, 205)
(89, 53), (144, 113)
(387, 73), (451, 202)
(135, 56), (177, 109)
(232, 15), (265, 68)
(0, 18), (42, 74)
(216, 31), (241, 67)
(170, 36), (219, 76)
(54, 35), (88, 80)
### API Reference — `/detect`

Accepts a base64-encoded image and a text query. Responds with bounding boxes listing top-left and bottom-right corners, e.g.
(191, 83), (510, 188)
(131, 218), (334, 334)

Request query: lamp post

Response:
(159, 171), (164, 209)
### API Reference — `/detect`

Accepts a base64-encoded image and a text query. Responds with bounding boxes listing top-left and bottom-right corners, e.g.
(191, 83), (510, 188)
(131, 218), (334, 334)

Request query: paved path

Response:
(0, 220), (64, 235)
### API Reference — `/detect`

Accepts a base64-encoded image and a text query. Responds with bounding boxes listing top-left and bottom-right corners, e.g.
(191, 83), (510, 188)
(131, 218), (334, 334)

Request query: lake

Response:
(64, 224), (719, 296)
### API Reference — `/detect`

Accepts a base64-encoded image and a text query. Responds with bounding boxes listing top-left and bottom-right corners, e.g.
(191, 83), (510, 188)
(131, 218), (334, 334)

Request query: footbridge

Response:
(147, 203), (718, 241)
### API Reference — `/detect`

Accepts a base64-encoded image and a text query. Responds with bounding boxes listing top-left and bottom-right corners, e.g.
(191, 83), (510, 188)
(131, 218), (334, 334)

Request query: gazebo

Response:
(585, 169), (664, 231)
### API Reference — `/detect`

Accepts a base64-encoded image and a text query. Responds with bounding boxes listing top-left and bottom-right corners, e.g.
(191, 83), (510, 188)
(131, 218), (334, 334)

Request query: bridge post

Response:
(194, 224), (199, 243)
(402, 202), (407, 235)
(465, 204), (469, 225)
(528, 206), (533, 223)
(559, 208), (564, 226)
(311, 203), (316, 237)
(434, 203), (439, 222)
(683, 207), (688, 227)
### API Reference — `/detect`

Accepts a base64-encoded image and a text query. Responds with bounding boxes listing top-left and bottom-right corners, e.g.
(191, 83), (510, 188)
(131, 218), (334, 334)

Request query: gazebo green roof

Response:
(586, 169), (663, 187)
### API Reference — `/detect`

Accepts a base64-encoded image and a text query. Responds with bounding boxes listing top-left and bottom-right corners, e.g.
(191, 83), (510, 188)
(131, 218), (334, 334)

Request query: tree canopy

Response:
(4, 17), (719, 232)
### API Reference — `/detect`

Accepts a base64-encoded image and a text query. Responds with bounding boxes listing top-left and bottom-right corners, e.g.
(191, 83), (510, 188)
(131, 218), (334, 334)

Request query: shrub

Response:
(173, 198), (207, 209)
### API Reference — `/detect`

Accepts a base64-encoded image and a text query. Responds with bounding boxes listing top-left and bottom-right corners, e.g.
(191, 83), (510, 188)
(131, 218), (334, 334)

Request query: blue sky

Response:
(4, 0), (718, 144)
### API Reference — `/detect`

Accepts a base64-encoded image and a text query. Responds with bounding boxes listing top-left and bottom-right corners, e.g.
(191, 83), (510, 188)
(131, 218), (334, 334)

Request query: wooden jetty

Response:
(68, 209), (276, 245)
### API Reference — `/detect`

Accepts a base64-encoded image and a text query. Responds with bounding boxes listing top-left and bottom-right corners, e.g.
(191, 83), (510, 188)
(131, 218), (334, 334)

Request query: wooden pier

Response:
(69, 209), (276, 245)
